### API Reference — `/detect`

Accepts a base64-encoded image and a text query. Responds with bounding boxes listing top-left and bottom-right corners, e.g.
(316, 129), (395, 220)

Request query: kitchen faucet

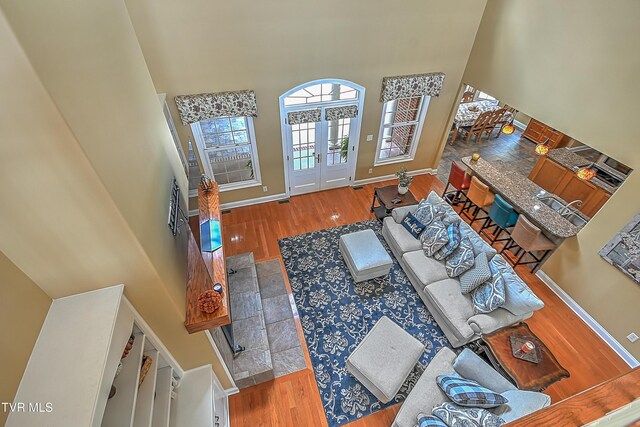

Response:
(560, 199), (583, 215)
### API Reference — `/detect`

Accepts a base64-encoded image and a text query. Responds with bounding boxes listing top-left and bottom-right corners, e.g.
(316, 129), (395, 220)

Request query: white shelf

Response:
(152, 367), (173, 427)
(102, 333), (145, 427)
(133, 349), (159, 427)
(170, 366), (214, 427)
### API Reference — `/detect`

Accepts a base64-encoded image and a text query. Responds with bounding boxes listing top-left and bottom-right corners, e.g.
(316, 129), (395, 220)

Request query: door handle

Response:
(317, 153), (321, 162)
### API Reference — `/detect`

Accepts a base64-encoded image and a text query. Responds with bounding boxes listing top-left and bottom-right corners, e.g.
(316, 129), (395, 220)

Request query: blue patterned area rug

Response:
(279, 220), (450, 427)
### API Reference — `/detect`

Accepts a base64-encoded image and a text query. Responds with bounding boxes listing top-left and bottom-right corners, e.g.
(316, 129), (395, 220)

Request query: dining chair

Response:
(479, 194), (519, 245)
(460, 176), (495, 225)
(442, 161), (472, 206)
(500, 215), (557, 272)
(455, 111), (494, 144)
(482, 108), (507, 139)
(461, 91), (475, 103)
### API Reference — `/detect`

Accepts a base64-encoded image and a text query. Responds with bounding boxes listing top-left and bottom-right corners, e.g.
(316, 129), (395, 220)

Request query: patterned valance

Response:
(379, 72), (446, 103)
(325, 105), (359, 121)
(174, 90), (257, 125)
(287, 109), (321, 125)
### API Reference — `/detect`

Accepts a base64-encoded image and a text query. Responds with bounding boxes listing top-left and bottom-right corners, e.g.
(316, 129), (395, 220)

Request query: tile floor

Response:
(437, 127), (538, 184)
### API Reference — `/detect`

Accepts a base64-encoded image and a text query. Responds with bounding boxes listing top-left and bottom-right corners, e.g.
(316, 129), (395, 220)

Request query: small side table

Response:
(478, 322), (569, 391)
(370, 185), (418, 221)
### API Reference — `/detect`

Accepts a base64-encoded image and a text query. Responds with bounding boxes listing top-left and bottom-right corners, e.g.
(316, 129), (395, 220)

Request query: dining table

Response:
(454, 100), (513, 128)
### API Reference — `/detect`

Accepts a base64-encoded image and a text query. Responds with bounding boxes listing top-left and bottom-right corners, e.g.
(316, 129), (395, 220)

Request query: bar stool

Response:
(479, 194), (519, 245)
(442, 161), (472, 205)
(460, 176), (495, 225)
(500, 215), (557, 272)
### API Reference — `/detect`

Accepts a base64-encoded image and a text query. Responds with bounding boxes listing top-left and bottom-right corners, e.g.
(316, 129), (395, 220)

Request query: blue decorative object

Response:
(401, 212), (426, 239)
(418, 414), (448, 427)
(436, 373), (508, 408)
(200, 220), (222, 252)
(279, 220), (449, 427)
(434, 221), (462, 261)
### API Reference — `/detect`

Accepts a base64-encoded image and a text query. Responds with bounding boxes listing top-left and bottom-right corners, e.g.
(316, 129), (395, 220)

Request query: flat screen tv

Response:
(200, 220), (222, 252)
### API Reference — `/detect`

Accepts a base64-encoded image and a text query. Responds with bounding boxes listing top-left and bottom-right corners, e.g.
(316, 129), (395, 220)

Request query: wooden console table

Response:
(185, 183), (230, 333)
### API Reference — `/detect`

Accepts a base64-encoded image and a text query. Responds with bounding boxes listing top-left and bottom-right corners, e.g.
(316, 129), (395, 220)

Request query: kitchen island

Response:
(461, 156), (582, 244)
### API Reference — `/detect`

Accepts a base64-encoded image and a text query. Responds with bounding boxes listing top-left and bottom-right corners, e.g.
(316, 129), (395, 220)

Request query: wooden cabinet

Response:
(528, 156), (567, 193)
(528, 156), (612, 217)
(523, 118), (570, 148)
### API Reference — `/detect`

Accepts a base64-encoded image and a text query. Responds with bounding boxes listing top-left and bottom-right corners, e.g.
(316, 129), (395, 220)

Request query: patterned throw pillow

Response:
(432, 402), (506, 427)
(434, 221), (462, 261)
(401, 211), (426, 239)
(472, 261), (506, 314)
(421, 218), (450, 257)
(459, 252), (492, 294)
(417, 413), (448, 427)
(445, 237), (474, 277)
(436, 373), (508, 408)
(414, 198), (445, 226)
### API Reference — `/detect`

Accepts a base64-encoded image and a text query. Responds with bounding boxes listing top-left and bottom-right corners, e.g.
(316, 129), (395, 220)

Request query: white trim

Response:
(352, 168), (436, 186)
(188, 209), (199, 217)
(204, 330), (238, 393)
(189, 189), (198, 198)
(374, 95), (431, 166)
(220, 192), (288, 210)
(536, 270), (639, 368)
(513, 119), (527, 131)
(279, 78), (366, 197)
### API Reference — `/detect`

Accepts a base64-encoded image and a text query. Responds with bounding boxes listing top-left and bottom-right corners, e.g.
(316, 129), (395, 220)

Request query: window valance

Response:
(287, 109), (322, 125)
(379, 72), (445, 103)
(174, 90), (257, 125)
(325, 105), (359, 121)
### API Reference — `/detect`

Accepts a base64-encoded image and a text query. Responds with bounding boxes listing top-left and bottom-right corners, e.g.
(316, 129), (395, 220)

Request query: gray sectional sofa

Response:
(391, 347), (551, 427)
(382, 191), (544, 347)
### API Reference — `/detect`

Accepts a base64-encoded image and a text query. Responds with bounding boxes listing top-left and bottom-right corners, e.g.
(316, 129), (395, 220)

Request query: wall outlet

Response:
(262, 186), (268, 192)
(368, 168), (373, 174)
(627, 332), (639, 343)
(366, 134), (374, 141)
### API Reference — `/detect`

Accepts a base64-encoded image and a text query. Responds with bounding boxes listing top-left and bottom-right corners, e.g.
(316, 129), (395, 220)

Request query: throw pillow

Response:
(418, 413), (448, 427)
(432, 402), (506, 427)
(436, 373), (508, 408)
(472, 261), (506, 314)
(491, 256), (544, 315)
(401, 211), (426, 239)
(460, 252), (492, 294)
(414, 198), (445, 226)
(434, 221), (462, 261)
(421, 218), (450, 257)
(445, 237), (474, 277)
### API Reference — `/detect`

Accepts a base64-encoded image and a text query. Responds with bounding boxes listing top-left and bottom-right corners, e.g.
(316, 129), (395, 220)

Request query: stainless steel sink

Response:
(539, 197), (564, 211)
(561, 212), (588, 228)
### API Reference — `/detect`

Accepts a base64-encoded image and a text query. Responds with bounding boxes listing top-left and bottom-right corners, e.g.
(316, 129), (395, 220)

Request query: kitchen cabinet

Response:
(529, 156), (611, 217)
(523, 118), (570, 148)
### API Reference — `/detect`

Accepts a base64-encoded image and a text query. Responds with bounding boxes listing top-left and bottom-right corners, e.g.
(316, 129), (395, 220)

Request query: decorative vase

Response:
(200, 174), (214, 191)
(398, 185), (409, 195)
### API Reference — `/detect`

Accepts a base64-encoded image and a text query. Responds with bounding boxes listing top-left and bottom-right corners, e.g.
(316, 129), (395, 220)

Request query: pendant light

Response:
(576, 167), (596, 181)
(535, 137), (550, 156)
(501, 107), (518, 135)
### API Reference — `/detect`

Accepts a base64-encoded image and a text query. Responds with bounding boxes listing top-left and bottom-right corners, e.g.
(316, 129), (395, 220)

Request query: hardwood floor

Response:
(222, 174), (631, 427)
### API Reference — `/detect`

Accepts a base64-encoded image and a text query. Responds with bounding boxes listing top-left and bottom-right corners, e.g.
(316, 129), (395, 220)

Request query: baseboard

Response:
(514, 119), (527, 131)
(219, 193), (288, 210)
(536, 270), (639, 368)
(188, 209), (199, 217)
(352, 168), (437, 186)
(225, 386), (240, 396)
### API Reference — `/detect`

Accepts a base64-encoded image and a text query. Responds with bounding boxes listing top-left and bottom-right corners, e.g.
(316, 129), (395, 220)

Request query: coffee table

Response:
(478, 322), (569, 391)
(370, 185), (418, 221)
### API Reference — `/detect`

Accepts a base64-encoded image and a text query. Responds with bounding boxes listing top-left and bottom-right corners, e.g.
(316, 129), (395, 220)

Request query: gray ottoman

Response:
(339, 229), (393, 282)
(346, 316), (424, 403)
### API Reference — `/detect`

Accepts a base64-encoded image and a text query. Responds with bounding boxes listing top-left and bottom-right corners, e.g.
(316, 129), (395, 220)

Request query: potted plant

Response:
(395, 166), (413, 195)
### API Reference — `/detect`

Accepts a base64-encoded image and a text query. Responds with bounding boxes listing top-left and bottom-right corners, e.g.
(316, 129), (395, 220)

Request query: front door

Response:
(285, 106), (359, 196)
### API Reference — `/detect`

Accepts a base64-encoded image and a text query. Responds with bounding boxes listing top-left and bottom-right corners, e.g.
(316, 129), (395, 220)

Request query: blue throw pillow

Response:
(473, 261), (506, 314)
(421, 218), (450, 257)
(414, 198), (445, 226)
(436, 373), (508, 408)
(434, 220), (462, 261)
(417, 414), (448, 427)
(401, 211), (426, 239)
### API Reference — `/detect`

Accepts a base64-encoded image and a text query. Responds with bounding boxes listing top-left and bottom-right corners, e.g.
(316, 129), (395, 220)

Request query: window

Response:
(283, 83), (358, 106)
(476, 90), (496, 101)
(375, 95), (430, 165)
(191, 116), (261, 191)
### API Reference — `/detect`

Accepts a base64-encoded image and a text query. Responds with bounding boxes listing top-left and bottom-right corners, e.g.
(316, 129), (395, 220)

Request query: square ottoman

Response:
(339, 229), (393, 282)
(346, 316), (424, 403)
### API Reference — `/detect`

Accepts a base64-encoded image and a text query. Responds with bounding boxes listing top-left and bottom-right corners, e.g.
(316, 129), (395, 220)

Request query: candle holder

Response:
(471, 153), (481, 162)
(509, 334), (541, 364)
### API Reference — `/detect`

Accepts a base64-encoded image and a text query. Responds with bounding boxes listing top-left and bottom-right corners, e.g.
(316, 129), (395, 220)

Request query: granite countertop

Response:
(547, 148), (616, 194)
(462, 156), (580, 239)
